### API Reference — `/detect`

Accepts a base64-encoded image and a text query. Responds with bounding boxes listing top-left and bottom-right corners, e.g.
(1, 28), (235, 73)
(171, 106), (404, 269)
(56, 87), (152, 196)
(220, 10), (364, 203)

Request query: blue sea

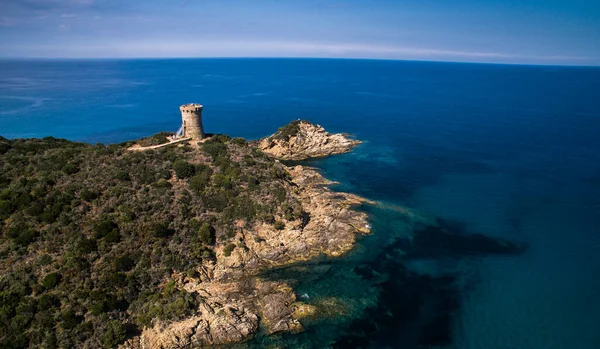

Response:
(1, 58), (600, 348)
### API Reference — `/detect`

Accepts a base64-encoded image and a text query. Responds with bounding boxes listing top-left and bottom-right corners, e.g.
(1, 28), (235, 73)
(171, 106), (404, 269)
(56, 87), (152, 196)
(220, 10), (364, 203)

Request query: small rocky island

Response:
(0, 114), (368, 348)
(258, 120), (361, 160)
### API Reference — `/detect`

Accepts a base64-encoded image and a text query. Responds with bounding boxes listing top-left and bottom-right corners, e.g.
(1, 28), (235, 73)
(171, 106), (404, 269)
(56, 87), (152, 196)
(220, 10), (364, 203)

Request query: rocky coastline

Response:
(121, 123), (371, 348)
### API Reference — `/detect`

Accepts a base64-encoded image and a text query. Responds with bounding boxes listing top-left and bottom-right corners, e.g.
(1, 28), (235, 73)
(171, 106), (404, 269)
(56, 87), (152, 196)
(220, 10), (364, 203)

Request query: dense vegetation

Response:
(272, 120), (303, 141)
(0, 133), (306, 348)
(136, 132), (172, 147)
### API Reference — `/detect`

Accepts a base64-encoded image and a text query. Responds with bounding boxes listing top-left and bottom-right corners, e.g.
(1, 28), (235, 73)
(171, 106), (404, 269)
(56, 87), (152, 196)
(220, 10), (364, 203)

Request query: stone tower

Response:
(179, 103), (204, 140)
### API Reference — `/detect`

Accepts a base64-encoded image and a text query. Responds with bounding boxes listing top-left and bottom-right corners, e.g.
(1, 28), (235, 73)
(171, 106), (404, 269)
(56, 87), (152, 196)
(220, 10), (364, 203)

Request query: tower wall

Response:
(179, 103), (204, 140)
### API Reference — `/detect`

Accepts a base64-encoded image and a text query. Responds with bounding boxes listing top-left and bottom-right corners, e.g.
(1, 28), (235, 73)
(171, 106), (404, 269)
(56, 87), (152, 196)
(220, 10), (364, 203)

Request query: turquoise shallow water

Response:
(1, 58), (600, 348)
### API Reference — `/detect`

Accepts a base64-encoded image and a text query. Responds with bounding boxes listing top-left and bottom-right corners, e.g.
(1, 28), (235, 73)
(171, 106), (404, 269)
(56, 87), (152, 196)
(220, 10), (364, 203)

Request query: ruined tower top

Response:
(180, 103), (203, 113)
(179, 103), (204, 140)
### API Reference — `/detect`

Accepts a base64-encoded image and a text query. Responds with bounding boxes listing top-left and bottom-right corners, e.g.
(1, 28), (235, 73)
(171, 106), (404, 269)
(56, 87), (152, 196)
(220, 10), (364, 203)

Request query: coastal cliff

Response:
(258, 120), (361, 160)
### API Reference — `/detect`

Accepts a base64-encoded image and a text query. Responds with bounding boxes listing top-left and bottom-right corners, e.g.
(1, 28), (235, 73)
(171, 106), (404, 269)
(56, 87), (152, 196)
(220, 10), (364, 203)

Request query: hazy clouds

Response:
(1, 0), (599, 65)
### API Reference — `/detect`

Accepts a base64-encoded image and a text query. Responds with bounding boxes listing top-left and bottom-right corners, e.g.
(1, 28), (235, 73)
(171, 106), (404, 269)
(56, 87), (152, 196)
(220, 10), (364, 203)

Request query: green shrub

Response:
(60, 309), (79, 330)
(188, 165), (212, 193)
(38, 294), (60, 311)
(213, 173), (233, 190)
(76, 237), (97, 254)
(62, 163), (79, 175)
(223, 243), (236, 257)
(243, 155), (255, 166)
(155, 178), (171, 188)
(247, 176), (260, 191)
(138, 132), (171, 147)
(89, 290), (118, 315)
(156, 168), (172, 180)
(202, 142), (228, 159)
(64, 253), (91, 271)
(152, 222), (173, 238)
(103, 230), (121, 244)
(115, 170), (131, 181)
(260, 213), (275, 224)
(226, 196), (258, 222)
(41, 272), (61, 289)
(203, 190), (229, 211)
(0, 140), (10, 154)
(211, 134), (231, 143)
(132, 288), (199, 327)
(283, 203), (301, 221)
(80, 189), (99, 202)
(173, 160), (195, 179)
(231, 137), (247, 146)
(114, 254), (135, 272)
(14, 229), (39, 246)
(272, 185), (287, 202)
(274, 221), (285, 230)
(274, 120), (302, 141)
(198, 223), (215, 245)
(214, 155), (233, 171)
(222, 226), (236, 240)
(102, 320), (126, 349)
(94, 219), (119, 238)
(37, 254), (53, 266)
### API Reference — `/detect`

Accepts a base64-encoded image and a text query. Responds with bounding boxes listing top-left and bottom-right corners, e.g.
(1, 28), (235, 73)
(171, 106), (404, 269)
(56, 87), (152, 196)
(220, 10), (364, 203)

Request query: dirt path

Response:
(128, 137), (192, 151)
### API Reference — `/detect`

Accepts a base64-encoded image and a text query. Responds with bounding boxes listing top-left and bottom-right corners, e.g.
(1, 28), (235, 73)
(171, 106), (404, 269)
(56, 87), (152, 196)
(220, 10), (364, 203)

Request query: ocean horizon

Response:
(2, 58), (600, 348)
(3, 56), (600, 67)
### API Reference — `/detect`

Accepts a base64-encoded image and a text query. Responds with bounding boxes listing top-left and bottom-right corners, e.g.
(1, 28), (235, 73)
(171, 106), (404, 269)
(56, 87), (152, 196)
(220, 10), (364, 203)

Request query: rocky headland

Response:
(121, 123), (370, 348)
(0, 120), (371, 348)
(258, 120), (361, 160)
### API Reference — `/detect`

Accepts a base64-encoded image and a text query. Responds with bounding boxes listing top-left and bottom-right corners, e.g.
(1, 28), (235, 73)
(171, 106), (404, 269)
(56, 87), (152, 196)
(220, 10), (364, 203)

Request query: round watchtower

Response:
(179, 103), (204, 140)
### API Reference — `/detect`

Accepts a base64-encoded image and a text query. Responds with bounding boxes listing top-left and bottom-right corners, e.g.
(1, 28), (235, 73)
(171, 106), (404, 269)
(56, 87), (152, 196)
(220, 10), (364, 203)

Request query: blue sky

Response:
(1, 0), (599, 65)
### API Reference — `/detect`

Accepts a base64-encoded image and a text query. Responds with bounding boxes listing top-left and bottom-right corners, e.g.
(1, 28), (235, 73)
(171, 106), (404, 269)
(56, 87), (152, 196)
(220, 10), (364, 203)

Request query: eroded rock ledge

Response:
(258, 120), (361, 160)
(121, 129), (370, 348)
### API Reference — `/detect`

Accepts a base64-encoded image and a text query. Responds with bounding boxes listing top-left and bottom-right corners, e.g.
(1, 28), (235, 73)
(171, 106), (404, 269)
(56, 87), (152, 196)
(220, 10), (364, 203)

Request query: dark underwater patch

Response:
(332, 219), (526, 349)
(408, 219), (527, 260)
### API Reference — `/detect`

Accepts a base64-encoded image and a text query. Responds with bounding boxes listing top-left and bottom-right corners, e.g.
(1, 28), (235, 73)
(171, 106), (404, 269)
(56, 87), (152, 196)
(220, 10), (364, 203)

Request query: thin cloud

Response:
(8, 40), (593, 65)
(270, 42), (516, 59)
(247, 41), (594, 62)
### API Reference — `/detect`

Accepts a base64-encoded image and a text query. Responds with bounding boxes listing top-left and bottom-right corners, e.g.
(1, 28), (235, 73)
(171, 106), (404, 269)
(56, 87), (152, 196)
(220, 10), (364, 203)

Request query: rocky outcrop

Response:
(137, 303), (258, 348)
(258, 120), (360, 160)
(121, 277), (297, 349)
(221, 165), (371, 271)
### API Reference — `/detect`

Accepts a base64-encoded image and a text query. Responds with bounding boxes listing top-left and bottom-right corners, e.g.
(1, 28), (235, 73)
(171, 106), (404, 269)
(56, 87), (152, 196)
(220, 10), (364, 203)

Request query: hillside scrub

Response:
(0, 134), (307, 348)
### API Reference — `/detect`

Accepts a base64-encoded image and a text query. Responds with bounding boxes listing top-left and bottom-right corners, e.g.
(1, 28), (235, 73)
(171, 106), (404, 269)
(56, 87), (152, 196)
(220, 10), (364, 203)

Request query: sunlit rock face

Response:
(258, 120), (361, 160)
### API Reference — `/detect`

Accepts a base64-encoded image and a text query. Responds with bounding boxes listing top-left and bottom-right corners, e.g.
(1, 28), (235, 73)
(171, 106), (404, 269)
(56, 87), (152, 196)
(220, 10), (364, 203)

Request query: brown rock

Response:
(122, 301), (259, 349)
(258, 121), (361, 160)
